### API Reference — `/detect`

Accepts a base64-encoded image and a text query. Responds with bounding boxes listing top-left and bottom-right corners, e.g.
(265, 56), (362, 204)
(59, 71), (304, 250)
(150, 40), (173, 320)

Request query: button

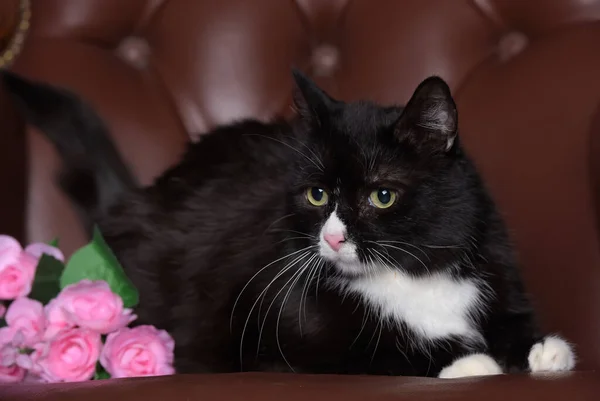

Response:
(116, 36), (151, 70)
(498, 31), (528, 62)
(311, 44), (340, 77)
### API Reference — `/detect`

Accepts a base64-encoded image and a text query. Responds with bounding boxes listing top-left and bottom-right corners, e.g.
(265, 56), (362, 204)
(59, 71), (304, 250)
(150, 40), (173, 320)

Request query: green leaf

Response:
(0, 318), (6, 329)
(29, 254), (65, 304)
(93, 363), (111, 380)
(48, 238), (60, 247)
(94, 371), (111, 380)
(60, 226), (139, 308)
(18, 347), (35, 356)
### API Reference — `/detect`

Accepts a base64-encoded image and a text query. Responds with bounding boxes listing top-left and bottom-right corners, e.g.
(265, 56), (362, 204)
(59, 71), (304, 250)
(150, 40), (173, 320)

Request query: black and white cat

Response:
(2, 70), (575, 378)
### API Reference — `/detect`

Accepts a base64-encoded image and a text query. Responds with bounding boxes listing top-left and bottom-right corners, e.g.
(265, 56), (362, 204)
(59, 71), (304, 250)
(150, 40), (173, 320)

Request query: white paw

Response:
(528, 335), (575, 373)
(438, 353), (503, 379)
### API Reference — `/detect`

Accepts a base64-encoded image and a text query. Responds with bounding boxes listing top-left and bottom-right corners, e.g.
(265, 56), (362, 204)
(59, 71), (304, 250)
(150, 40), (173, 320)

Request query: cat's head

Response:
(288, 70), (484, 278)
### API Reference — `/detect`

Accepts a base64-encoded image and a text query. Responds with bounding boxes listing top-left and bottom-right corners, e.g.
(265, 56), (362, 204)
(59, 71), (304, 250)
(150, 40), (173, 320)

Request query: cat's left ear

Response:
(291, 69), (336, 124)
(395, 76), (458, 152)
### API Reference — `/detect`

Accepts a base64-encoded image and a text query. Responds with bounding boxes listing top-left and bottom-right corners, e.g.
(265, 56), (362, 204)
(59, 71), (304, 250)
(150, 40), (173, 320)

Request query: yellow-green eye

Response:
(369, 189), (396, 209)
(306, 187), (329, 206)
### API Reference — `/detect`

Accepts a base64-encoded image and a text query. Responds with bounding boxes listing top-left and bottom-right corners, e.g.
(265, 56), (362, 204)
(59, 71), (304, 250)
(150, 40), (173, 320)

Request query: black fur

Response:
(2, 71), (137, 234)
(3, 69), (545, 376)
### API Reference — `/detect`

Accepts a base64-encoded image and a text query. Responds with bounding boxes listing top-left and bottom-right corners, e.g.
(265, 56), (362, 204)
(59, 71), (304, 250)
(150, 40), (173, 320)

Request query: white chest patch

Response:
(345, 269), (485, 343)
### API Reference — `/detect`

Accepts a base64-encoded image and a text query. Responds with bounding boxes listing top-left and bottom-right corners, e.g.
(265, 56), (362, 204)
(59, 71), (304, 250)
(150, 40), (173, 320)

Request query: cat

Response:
(2, 69), (575, 378)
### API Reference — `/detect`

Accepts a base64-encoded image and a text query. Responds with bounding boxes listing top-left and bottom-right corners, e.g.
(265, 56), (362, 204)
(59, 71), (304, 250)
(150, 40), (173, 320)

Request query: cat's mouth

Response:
(318, 235), (364, 276)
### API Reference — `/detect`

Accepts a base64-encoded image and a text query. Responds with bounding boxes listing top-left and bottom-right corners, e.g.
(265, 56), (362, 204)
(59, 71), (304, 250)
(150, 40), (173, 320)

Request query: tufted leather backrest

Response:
(9, 0), (600, 369)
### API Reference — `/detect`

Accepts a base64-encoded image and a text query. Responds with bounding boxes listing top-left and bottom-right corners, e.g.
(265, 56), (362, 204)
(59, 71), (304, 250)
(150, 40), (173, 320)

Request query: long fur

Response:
(3, 69), (566, 376)
(2, 71), (136, 234)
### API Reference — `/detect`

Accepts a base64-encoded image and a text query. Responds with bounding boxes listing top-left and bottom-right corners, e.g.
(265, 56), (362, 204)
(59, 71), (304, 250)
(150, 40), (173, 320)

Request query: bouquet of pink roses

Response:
(0, 228), (175, 383)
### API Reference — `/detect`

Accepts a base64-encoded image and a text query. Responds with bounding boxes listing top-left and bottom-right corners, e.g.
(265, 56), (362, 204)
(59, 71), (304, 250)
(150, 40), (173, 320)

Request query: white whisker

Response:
(314, 259), (325, 302)
(255, 253), (317, 358)
(256, 250), (315, 323)
(377, 240), (430, 260)
(299, 256), (323, 333)
(371, 320), (384, 362)
(296, 254), (318, 335)
(263, 213), (295, 234)
(371, 248), (399, 273)
(371, 241), (429, 272)
(281, 135), (325, 170)
(236, 248), (314, 368)
(350, 307), (371, 350)
(395, 337), (414, 370)
(274, 254), (318, 371)
(244, 133), (323, 172)
(231, 245), (314, 331)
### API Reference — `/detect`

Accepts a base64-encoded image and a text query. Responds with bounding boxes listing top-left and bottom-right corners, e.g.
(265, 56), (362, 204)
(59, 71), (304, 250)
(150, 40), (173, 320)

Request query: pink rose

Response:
(0, 332), (28, 383)
(0, 341), (17, 367)
(15, 342), (47, 376)
(2, 298), (46, 345)
(23, 372), (45, 383)
(0, 329), (27, 364)
(100, 325), (175, 378)
(38, 328), (101, 382)
(0, 364), (26, 383)
(23, 243), (64, 264)
(43, 306), (73, 340)
(0, 237), (37, 300)
(0, 331), (47, 377)
(45, 280), (136, 335)
(0, 236), (64, 300)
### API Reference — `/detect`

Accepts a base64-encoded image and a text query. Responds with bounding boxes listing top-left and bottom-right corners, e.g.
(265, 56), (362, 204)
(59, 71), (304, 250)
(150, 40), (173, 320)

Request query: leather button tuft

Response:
(115, 36), (151, 70)
(498, 31), (529, 62)
(311, 44), (340, 77)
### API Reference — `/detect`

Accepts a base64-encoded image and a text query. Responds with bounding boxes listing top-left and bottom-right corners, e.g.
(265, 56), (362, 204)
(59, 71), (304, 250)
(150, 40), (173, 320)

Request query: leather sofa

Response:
(1, 0), (600, 399)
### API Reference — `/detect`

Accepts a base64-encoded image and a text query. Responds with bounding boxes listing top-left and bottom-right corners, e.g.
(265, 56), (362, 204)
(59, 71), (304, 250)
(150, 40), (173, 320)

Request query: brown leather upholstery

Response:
(2, 372), (600, 401)
(592, 103), (600, 239)
(0, 0), (25, 242)
(0, 71), (25, 242)
(1, 0), (600, 398)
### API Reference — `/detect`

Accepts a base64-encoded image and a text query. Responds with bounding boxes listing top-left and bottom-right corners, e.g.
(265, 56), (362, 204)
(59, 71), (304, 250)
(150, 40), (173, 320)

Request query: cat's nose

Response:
(324, 233), (345, 251)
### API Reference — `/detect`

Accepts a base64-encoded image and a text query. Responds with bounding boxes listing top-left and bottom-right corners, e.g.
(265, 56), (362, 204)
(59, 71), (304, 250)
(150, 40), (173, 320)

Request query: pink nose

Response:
(324, 233), (345, 251)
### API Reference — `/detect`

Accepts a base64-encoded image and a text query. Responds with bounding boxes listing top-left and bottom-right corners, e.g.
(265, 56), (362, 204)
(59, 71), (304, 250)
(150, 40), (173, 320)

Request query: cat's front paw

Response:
(438, 353), (503, 379)
(528, 335), (575, 373)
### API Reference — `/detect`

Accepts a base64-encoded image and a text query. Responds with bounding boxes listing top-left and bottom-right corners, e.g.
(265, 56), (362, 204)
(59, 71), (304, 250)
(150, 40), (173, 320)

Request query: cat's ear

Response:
(395, 76), (458, 152)
(291, 69), (335, 123)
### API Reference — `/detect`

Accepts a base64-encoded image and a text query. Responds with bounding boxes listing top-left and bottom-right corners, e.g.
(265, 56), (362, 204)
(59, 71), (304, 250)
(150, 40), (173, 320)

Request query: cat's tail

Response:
(1, 70), (137, 231)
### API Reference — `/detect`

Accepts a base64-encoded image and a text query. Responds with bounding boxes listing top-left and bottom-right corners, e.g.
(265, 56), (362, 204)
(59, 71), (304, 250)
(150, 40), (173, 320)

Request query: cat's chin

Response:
(319, 252), (369, 277)
(330, 260), (366, 277)
(318, 241), (365, 276)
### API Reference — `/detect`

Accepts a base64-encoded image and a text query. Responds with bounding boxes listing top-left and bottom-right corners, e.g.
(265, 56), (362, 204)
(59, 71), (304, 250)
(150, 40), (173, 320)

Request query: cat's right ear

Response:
(291, 69), (335, 124)
(395, 76), (458, 153)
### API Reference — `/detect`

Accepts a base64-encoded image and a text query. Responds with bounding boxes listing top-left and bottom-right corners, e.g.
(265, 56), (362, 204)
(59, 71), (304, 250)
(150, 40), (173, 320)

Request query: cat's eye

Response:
(369, 189), (396, 209)
(306, 187), (329, 206)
